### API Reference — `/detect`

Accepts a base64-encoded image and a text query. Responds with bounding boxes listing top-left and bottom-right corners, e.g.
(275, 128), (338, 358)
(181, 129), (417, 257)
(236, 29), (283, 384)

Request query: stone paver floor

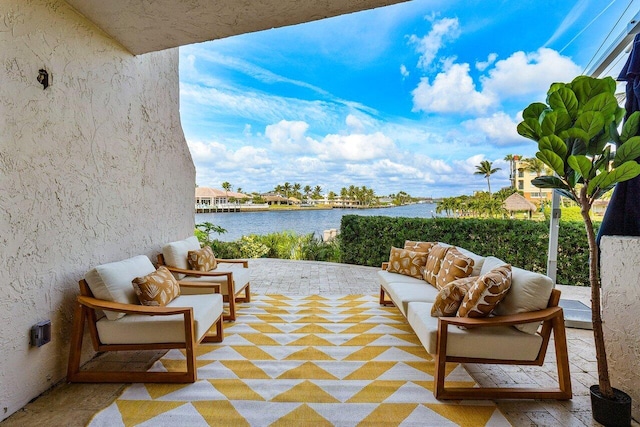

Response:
(2, 258), (636, 427)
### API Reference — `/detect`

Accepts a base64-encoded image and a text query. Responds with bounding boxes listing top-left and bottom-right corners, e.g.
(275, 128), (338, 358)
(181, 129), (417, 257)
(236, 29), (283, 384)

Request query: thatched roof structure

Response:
(503, 193), (537, 213)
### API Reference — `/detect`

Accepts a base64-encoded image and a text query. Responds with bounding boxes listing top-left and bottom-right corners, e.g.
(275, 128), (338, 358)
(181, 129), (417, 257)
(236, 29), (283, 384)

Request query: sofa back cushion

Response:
(162, 236), (201, 279)
(387, 247), (429, 279)
(435, 247), (475, 290)
(480, 256), (554, 334)
(85, 255), (156, 320)
(132, 266), (181, 306)
(423, 244), (450, 286)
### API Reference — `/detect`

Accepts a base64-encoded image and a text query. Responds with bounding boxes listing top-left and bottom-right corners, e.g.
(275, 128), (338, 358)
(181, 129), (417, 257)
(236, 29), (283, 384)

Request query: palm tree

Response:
(313, 185), (322, 200)
(293, 183), (302, 199)
(282, 182), (292, 197)
(474, 160), (501, 197)
(221, 181), (231, 203)
(521, 157), (546, 176)
(503, 154), (520, 189)
(303, 185), (312, 202)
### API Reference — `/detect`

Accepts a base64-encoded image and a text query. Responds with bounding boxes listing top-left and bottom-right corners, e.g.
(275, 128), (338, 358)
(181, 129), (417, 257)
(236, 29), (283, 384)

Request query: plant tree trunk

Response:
(580, 194), (614, 399)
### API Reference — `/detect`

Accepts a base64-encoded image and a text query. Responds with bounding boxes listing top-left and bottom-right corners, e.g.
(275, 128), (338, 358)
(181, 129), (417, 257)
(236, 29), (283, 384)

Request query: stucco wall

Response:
(0, 0), (195, 420)
(601, 236), (640, 421)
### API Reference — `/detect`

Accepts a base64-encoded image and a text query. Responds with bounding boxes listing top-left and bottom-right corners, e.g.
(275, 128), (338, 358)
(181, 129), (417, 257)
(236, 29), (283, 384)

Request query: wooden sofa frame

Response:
(379, 264), (572, 400)
(157, 254), (250, 322)
(67, 280), (224, 384)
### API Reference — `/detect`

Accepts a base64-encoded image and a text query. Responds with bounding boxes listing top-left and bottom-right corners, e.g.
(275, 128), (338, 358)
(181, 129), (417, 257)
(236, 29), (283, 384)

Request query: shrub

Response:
(340, 215), (597, 286)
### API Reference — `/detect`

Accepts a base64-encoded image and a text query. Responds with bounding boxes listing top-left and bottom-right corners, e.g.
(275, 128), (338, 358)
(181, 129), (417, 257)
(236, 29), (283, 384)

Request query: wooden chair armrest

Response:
(438, 306), (563, 328)
(164, 265), (233, 278)
(179, 282), (222, 293)
(216, 259), (249, 268)
(77, 296), (191, 316)
(381, 262), (389, 270)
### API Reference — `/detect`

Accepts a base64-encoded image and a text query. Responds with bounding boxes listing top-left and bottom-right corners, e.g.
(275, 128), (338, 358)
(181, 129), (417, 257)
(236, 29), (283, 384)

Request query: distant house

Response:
(195, 187), (249, 207)
(262, 194), (291, 205)
(515, 159), (553, 204)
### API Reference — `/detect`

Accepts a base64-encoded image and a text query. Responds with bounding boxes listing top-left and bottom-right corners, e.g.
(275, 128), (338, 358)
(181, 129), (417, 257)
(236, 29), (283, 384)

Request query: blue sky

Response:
(180, 0), (639, 198)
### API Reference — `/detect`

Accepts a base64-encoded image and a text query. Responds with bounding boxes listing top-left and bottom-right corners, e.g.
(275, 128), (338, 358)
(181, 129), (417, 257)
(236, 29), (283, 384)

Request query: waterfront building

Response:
(514, 159), (553, 204)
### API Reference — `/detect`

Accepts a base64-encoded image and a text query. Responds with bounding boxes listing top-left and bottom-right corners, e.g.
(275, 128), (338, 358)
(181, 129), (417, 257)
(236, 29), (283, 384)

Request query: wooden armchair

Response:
(158, 236), (251, 321)
(67, 256), (224, 384)
(432, 289), (572, 400)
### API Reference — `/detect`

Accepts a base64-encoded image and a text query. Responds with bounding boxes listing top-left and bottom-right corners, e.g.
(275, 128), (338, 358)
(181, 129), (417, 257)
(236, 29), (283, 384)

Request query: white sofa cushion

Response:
(85, 255), (156, 321)
(163, 236), (201, 279)
(378, 270), (427, 287)
(407, 302), (543, 361)
(456, 247), (485, 276)
(179, 263), (251, 296)
(96, 294), (223, 344)
(381, 281), (440, 316)
(480, 256), (554, 334)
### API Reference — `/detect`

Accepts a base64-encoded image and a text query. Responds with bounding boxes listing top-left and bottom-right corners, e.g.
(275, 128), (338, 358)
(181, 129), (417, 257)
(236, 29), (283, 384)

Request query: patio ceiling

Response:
(64, 0), (408, 55)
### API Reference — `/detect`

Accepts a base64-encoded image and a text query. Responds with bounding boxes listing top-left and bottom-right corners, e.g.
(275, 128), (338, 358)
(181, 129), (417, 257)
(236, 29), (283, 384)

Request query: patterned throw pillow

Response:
(132, 266), (181, 306)
(431, 276), (477, 317)
(403, 241), (434, 253)
(435, 247), (475, 290)
(187, 245), (217, 271)
(423, 244), (450, 286)
(458, 264), (512, 318)
(386, 247), (429, 279)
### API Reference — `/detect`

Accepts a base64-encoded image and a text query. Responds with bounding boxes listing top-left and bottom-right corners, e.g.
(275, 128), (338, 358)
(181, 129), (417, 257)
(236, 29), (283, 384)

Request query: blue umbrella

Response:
(596, 33), (640, 244)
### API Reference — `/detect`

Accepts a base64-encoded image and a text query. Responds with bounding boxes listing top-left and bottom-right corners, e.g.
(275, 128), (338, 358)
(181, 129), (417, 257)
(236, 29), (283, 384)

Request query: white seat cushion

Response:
(378, 270), (427, 287)
(96, 294), (223, 344)
(381, 281), (440, 316)
(180, 263), (250, 296)
(481, 256), (554, 334)
(162, 236), (201, 279)
(407, 302), (543, 361)
(85, 255), (156, 320)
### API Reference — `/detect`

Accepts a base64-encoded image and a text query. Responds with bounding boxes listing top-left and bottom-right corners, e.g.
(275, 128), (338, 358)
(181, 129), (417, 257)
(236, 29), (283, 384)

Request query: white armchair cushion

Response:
(480, 256), (554, 334)
(162, 236), (201, 279)
(85, 255), (156, 321)
(96, 294), (223, 344)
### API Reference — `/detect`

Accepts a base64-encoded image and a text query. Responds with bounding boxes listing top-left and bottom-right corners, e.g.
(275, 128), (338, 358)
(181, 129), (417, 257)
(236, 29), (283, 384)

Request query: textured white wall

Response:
(0, 0), (195, 419)
(601, 236), (640, 421)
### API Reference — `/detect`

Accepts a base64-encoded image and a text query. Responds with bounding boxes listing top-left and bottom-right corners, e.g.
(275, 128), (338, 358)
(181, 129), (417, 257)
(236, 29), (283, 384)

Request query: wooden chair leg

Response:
(203, 314), (225, 343)
(243, 283), (250, 303)
(553, 313), (573, 399)
(66, 303), (87, 382)
(379, 287), (394, 306)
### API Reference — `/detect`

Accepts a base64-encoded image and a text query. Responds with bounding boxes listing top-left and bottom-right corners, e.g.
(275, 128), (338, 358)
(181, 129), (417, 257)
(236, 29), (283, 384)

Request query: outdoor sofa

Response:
(378, 241), (572, 400)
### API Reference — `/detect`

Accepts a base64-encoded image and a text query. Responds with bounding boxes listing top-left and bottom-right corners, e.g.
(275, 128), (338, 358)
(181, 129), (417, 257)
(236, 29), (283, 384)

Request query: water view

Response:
(195, 203), (439, 241)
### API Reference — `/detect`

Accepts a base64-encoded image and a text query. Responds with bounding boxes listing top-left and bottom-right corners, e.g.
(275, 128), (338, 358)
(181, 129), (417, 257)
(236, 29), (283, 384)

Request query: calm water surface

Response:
(195, 203), (439, 241)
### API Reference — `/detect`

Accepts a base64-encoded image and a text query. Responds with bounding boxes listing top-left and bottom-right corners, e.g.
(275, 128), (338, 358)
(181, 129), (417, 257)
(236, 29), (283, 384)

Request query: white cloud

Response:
(345, 114), (365, 133)
(409, 16), (460, 70)
(481, 48), (582, 98)
(316, 132), (396, 161)
(265, 120), (311, 152)
(400, 64), (410, 78)
(476, 53), (497, 71)
(412, 63), (495, 114)
(544, 0), (589, 47)
(462, 112), (520, 145)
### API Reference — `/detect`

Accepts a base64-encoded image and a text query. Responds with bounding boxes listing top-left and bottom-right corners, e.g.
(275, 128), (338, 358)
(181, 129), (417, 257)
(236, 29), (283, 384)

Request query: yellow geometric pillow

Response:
(435, 247), (475, 290)
(187, 245), (217, 271)
(132, 266), (181, 306)
(403, 240), (434, 253)
(458, 264), (512, 318)
(423, 244), (450, 286)
(386, 247), (429, 279)
(431, 276), (477, 317)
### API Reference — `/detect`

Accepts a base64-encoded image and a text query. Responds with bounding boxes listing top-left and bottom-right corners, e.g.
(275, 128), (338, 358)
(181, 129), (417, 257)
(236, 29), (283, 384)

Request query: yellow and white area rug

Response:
(89, 295), (510, 426)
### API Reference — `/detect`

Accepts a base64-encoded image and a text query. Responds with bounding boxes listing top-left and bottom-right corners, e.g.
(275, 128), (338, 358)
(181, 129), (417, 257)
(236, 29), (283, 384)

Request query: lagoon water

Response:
(195, 203), (439, 241)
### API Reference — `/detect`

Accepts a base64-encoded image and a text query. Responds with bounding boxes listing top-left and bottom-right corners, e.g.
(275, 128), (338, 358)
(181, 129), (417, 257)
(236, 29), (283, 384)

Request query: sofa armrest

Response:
(77, 295), (192, 316)
(164, 265), (233, 279)
(216, 259), (249, 268)
(438, 306), (563, 328)
(381, 262), (389, 270)
(179, 282), (222, 293)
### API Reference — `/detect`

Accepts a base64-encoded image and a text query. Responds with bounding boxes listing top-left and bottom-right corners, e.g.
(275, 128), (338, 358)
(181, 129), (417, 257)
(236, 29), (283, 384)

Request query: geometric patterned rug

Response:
(88, 295), (511, 426)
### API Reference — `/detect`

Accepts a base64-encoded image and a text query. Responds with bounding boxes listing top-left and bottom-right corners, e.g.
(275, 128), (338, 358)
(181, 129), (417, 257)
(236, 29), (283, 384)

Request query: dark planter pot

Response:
(590, 385), (632, 427)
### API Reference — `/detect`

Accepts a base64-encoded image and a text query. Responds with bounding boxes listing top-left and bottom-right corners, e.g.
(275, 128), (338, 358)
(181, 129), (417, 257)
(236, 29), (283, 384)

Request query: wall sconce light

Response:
(37, 69), (49, 89)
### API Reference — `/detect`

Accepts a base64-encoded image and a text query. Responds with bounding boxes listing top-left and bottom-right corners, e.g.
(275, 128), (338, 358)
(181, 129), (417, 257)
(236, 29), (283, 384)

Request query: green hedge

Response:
(340, 215), (596, 286)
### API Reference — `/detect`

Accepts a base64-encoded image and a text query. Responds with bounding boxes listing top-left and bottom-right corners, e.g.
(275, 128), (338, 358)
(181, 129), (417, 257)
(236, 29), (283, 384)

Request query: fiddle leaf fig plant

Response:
(517, 75), (640, 400)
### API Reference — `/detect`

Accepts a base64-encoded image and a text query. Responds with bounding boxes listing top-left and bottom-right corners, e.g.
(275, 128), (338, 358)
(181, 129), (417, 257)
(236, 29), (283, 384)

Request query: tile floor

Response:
(1, 259), (636, 427)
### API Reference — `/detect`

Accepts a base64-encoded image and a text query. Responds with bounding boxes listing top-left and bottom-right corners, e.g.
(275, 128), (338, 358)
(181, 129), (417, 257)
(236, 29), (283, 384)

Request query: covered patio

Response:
(3, 259), (603, 426)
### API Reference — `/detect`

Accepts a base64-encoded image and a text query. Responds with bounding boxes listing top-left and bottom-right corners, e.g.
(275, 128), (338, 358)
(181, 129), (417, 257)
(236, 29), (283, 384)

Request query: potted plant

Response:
(518, 75), (640, 426)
